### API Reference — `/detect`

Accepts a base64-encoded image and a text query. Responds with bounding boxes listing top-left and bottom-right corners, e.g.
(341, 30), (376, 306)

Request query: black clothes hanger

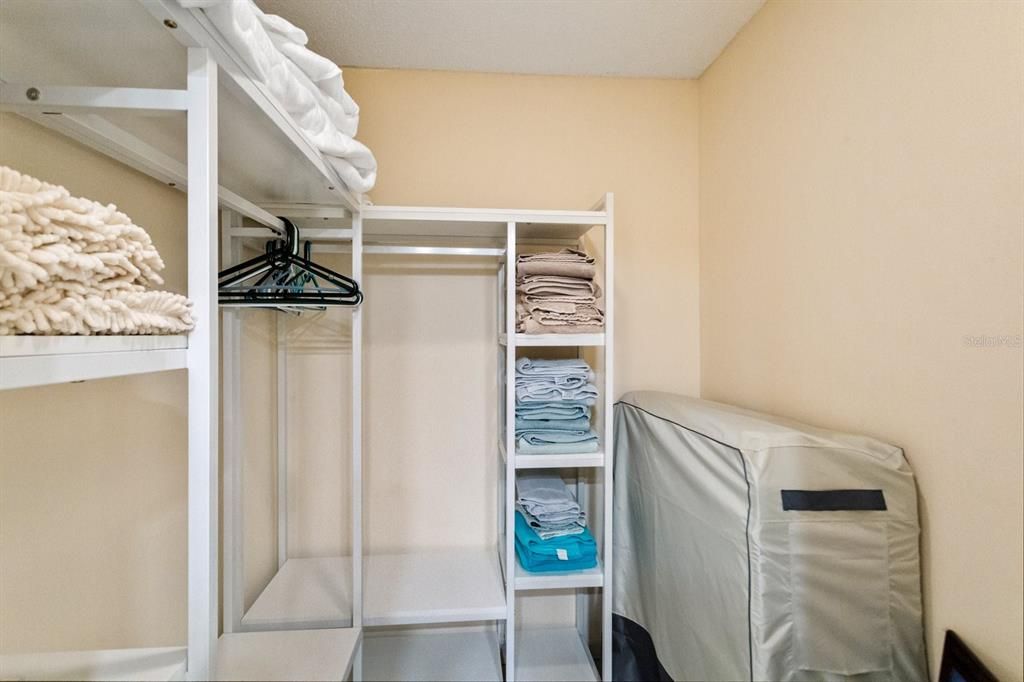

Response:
(218, 218), (363, 310)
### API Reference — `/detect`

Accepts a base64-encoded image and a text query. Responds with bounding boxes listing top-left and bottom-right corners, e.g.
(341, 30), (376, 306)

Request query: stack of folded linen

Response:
(515, 472), (597, 572)
(0, 166), (194, 335)
(515, 357), (598, 454)
(516, 249), (604, 334)
(180, 0), (377, 193)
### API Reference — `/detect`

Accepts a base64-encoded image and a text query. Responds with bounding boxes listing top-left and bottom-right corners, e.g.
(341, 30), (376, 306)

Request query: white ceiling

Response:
(257, 0), (765, 79)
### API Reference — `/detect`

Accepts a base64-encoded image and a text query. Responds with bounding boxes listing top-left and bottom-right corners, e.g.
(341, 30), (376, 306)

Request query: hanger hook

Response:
(281, 218), (300, 256)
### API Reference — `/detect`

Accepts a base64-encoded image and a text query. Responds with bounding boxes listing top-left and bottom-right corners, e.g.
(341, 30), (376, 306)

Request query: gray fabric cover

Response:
(613, 391), (928, 682)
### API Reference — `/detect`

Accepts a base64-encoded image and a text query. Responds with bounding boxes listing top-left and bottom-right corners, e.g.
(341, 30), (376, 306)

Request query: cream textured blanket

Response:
(0, 166), (194, 335)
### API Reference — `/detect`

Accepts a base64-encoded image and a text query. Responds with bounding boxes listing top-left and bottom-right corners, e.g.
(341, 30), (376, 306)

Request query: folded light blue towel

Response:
(517, 504), (585, 540)
(515, 416), (591, 432)
(517, 471), (580, 510)
(517, 428), (598, 446)
(516, 383), (598, 404)
(516, 357), (594, 379)
(515, 401), (590, 421)
(517, 439), (601, 455)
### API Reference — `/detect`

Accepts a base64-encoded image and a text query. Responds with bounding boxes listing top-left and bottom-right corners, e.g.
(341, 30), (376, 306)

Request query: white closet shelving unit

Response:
(0, 0), (362, 680)
(2, 1), (614, 679)
(221, 200), (613, 682)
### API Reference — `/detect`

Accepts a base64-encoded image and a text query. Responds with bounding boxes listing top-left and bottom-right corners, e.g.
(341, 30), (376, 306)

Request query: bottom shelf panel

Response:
(517, 628), (599, 682)
(362, 628), (502, 682)
(241, 557), (353, 630)
(0, 646), (186, 681)
(216, 629), (360, 682)
(514, 555), (604, 590)
(365, 548), (507, 626)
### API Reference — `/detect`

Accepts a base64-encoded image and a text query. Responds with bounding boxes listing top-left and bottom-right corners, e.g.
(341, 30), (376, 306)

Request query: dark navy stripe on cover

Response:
(781, 489), (887, 511)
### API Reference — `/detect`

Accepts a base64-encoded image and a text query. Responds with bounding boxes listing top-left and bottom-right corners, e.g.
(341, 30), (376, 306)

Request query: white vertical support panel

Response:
(276, 314), (288, 570)
(351, 211), (364, 628)
(504, 222), (517, 682)
(351, 210), (364, 681)
(601, 193), (615, 681)
(496, 262), (507, 580)
(186, 47), (218, 682)
(221, 209), (244, 634)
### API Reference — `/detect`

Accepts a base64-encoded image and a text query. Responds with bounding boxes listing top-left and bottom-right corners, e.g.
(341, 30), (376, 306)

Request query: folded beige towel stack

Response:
(516, 249), (604, 334)
(0, 166), (195, 335)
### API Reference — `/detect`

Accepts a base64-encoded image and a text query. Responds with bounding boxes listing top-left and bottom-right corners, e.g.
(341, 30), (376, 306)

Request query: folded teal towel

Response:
(515, 511), (597, 572)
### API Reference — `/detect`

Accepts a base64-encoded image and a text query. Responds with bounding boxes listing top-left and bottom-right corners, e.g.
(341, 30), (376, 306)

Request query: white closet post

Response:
(276, 314), (288, 570)
(352, 210), (364, 628)
(185, 46), (218, 682)
(601, 193), (615, 681)
(351, 209), (364, 680)
(503, 221), (518, 682)
(222, 209), (244, 634)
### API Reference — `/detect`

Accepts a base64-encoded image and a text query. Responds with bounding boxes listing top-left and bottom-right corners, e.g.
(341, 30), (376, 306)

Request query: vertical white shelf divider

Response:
(351, 210), (365, 681)
(276, 313), (288, 570)
(601, 192), (614, 682)
(504, 221), (519, 682)
(185, 46), (219, 682)
(222, 209), (244, 635)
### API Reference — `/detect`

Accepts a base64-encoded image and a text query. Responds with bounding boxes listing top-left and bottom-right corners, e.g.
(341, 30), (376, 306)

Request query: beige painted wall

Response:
(698, 1), (1024, 680)
(0, 114), (189, 652)
(344, 68), (701, 399)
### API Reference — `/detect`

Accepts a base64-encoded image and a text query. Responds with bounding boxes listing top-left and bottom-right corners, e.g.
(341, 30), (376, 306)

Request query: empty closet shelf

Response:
(364, 549), (507, 626)
(363, 628), (502, 682)
(216, 629), (361, 682)
(516, 628), (599, 682)
(241, 557), (353, 629)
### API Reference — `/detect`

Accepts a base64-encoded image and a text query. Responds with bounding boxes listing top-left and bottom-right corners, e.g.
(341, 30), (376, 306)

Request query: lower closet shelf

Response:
(241, 549), (506, 629)
(216, 629), (360, 682)
(242, 557), (353, 629)
(514, 556), (604, 590)
(516, 628), (600, 682)
(0, 646), (186, 681)
(363, 628), (502, 682)
(365, 548), (507, 626)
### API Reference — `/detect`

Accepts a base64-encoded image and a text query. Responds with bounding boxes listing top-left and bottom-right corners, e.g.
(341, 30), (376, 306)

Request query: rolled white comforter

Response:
(0, 166), (195, 335)
(180, 0), (377, 193)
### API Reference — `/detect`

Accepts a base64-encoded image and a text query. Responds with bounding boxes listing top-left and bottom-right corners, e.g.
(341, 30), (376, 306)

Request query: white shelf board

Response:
(364, 549), (507, 626)
(516, 628), (599, 682)
(215, 629), (360, 682)
(0, 0), (360, 210)
(362, 628), (502, 682)
(515, 449), (605, 469)
(241, 556), (353, 630)
(500, 333), (605, 347)
(515, 555), (603, 591)
(363, 205), (605, 241)
(0, 646), (186, 682)
(0, 335), (188, 390)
